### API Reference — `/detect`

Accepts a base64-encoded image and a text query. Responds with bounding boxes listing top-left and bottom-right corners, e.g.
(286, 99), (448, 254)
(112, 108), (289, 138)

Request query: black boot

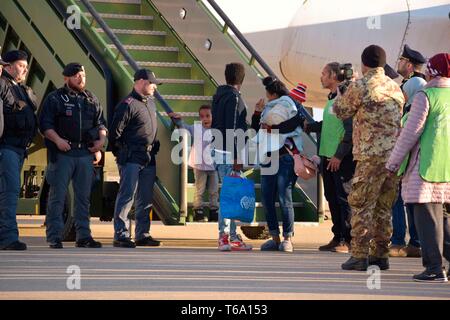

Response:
(368, 256), (389, 270)
(49, 240), (63, 249)
(113, 238), (136, 248)
(209, 209), (218, 222)
(341, 256), (368, 271)
(76, 237), (102, 248)
(194, 208), (208, 222)
(2, 241), (27, 250)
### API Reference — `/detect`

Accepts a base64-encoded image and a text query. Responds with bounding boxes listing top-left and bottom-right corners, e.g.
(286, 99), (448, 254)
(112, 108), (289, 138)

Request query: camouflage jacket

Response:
(333, 67), (404, 161)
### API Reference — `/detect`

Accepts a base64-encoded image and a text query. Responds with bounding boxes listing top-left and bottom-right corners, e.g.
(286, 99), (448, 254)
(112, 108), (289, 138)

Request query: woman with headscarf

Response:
(386, 53), (450, 283)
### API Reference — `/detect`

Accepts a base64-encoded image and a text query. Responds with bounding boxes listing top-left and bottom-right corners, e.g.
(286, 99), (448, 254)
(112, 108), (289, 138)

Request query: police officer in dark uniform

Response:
(0, 50), (38, 250)
(0, 54), (13, 139)
(109, 69), (161, 248)
(397, 44), (427, 88)
(39, 63), (107, 249)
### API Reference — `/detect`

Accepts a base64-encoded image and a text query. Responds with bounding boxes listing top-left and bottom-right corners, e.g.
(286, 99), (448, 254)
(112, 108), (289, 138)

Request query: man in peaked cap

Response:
(397, 44), (427, 86)
(39, 62), (107, 249)
(0, 50), (38, 251)
(108, 68), (162, 248)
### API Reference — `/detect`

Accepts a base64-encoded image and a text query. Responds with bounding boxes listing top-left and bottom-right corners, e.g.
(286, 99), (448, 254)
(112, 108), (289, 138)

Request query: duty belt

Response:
(129, 144), (152, 152)
(69, 141), (89, 149)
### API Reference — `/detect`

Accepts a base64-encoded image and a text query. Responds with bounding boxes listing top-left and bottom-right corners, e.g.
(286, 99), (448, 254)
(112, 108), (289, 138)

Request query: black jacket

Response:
(0, 70), (38, 154)
(211, 85), (247, 159)
(39, 85), (106, 158)
(108, 89), (158, 166)
(0, 77), (16, 138)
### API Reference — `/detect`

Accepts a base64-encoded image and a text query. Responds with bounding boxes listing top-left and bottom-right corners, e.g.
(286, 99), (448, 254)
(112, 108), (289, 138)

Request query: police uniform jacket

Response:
(0, 70), (37, 155)
(108, 89), (158, 166)
(39, 84), (107, 157)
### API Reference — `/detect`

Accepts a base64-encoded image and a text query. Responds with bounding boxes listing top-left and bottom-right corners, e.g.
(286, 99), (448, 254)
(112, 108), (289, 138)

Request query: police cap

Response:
(134, 69), (162, 85)
(401, 44), (426, 65)
(63, 63), (85, 77)
(3, 50), (28, 64)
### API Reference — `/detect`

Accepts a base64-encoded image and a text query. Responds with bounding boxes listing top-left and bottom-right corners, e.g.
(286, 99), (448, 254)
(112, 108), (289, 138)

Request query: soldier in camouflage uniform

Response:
(333, 45), (405, 271)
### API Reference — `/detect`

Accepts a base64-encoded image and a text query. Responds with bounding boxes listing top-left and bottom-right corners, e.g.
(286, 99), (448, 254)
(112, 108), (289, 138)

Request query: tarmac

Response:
(0, 216), (449, 300)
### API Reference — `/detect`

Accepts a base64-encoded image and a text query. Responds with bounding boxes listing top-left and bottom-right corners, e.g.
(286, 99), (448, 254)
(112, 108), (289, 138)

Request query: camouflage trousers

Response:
(348, 158), (399, 259)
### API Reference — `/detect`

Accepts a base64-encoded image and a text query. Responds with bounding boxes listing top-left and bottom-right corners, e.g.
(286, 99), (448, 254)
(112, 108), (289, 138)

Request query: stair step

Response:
(110, 45), (179, 62)
(162, 95), (212, 101)
(160, 79), (204, 85)
(123, 61), (191, 68)
(88, 0), (141, 3)
(156, 100), (213, 114)
(85, 12), (154, 20)
(84, 12), (154, 29)
(96, 28), (166, 36)
(97, 29), (166, 46)
(108, 44), (179, 52)
(122, 62), (192, 79)
(160, 112), (199, 117)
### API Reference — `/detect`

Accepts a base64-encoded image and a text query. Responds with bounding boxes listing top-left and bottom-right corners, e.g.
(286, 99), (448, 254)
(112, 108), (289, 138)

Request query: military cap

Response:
(3, 50), (28, 63)
(63, 62), (85, 77)
(401, 44), (426, 65)
(134, 68), (162, 84)
(384, 64), (399, 79)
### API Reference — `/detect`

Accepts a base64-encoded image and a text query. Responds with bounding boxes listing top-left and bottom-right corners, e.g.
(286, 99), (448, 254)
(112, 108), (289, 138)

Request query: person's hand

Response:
(303, 119), (309, 131)
(88, 139), (105, 153)
(93, 151), (102, 165)
(255, 98), (265, 113)
(168, 112), (182, 119)
(327, 157), (341, 172)
(55, 138), (71, 152)
(233, 162), (243, 172)
(261, 123), (272, 133)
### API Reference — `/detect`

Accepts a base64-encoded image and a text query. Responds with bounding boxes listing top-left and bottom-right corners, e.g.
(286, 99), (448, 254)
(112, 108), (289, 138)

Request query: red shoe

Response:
(230, 235), (252, 251)
(218, 233), (231, 251)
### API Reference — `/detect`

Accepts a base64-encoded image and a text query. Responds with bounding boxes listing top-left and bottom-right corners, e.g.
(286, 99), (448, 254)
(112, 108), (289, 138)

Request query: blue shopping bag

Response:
(219, 174), (255, 223)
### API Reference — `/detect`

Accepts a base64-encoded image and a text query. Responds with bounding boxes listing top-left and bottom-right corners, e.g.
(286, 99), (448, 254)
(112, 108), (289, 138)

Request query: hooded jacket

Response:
(211, 85), (248, 159)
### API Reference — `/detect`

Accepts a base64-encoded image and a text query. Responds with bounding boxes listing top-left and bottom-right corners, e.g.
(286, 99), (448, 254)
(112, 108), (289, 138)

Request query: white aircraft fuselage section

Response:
(215, 0), (450, 108)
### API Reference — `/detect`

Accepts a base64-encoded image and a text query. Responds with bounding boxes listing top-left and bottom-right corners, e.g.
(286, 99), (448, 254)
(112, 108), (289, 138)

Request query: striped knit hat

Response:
(289, 82), (307, 103)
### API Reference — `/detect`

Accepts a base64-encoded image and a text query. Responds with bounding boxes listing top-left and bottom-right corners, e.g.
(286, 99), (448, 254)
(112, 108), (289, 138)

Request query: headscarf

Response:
(402, 76), (427, 107)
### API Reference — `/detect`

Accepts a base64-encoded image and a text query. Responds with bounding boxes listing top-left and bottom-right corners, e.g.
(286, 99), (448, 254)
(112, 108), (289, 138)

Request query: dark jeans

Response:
(114, 162), (156, 241)
(0, 148), (24, 247)
(321, 157), (352, 243)
(413, 203), (450, 273)
(45, 153), (94, 242)
(261, 154), (297, 238)
(391, 190), (420, 247)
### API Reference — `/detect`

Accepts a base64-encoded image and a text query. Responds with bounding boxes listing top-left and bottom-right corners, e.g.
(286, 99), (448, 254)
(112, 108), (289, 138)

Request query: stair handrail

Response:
(79, 0), (187, 221)
(198, 0), (320, 216)
(79, 0), (182, 127)
(198, 0), (317, 134)
(49, 0), (115, 126)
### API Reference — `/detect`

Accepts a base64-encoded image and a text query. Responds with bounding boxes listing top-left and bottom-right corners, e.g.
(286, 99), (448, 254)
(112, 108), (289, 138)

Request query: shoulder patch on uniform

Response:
(124, 97), (134, 105)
